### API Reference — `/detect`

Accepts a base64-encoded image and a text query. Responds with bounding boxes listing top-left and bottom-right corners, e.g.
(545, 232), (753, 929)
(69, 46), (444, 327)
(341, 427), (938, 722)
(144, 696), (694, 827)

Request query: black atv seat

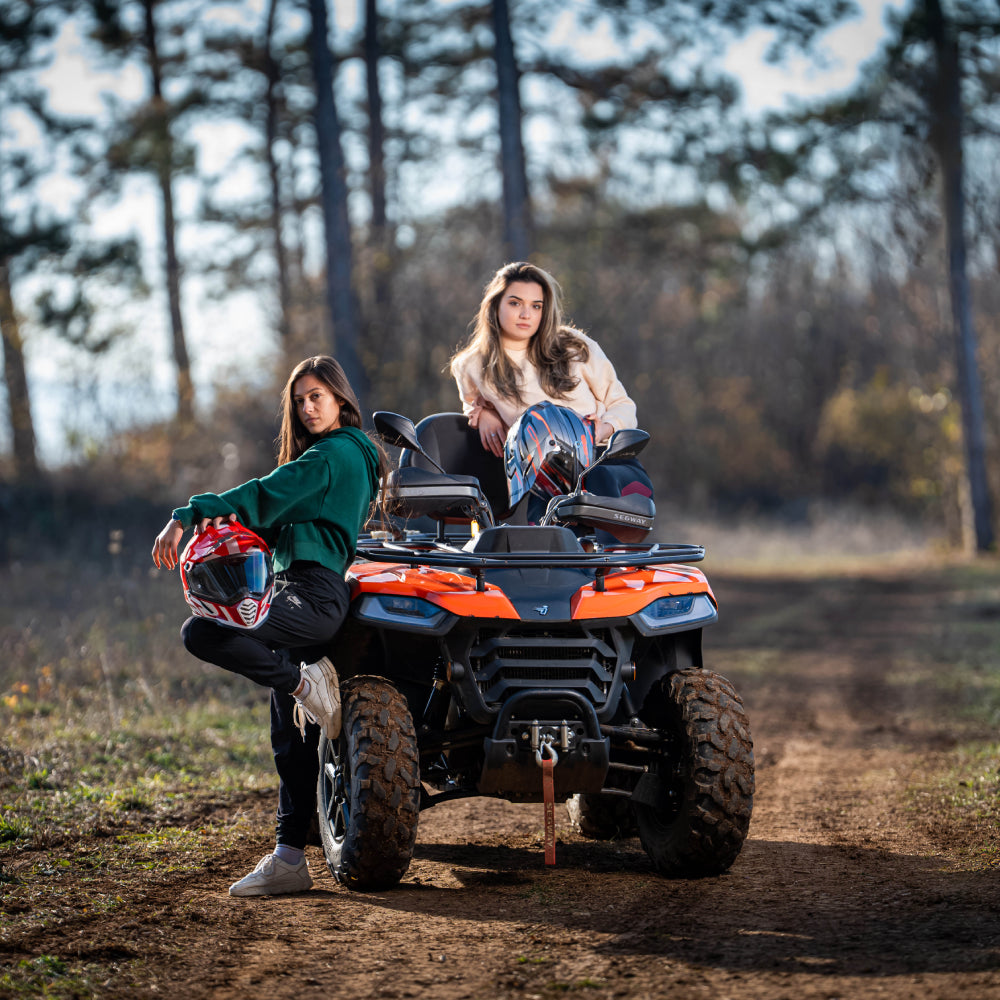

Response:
(383, 464), (489, 524)
(388, 466), (482, 491)
(401, 412), (515, 521)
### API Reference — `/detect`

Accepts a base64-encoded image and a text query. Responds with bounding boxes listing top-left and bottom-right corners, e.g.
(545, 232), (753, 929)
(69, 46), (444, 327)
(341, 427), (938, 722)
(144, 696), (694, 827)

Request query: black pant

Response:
(582, 457), (653, 502)
(181, 562), (350, 849)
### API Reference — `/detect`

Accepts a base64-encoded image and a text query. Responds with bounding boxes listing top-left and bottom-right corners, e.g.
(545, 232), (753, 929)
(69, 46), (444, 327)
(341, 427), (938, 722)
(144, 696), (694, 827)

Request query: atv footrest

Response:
(478, 690), (609, 800)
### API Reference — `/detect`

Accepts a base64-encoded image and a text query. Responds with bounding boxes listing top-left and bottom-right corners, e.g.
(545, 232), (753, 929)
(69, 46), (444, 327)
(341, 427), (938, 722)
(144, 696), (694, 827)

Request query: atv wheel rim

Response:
(321, 745), (350, 846)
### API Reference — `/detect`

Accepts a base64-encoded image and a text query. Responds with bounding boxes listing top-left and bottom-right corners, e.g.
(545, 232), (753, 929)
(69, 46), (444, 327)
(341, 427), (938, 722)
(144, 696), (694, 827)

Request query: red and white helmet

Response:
(180, 521), (274, 629)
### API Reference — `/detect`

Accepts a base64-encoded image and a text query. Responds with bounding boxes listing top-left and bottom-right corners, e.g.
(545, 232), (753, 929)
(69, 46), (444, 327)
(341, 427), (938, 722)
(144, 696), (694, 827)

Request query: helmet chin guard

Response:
(504, 402), (597, 507)
(180, 521), (274, 629)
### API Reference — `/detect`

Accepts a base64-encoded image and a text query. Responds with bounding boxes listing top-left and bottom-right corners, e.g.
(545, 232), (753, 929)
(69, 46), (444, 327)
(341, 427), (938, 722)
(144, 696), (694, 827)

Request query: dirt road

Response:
(5, 569), (1000, 998)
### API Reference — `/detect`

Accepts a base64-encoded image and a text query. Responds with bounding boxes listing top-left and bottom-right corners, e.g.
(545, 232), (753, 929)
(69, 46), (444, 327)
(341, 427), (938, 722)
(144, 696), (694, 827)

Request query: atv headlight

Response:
(633, 593), (717, 634)
(354, 594), (453, 632)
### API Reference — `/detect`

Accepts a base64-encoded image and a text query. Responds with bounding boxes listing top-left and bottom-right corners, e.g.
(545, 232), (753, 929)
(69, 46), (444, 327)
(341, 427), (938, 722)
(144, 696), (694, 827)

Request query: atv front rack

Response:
(354, 537), (705, 593)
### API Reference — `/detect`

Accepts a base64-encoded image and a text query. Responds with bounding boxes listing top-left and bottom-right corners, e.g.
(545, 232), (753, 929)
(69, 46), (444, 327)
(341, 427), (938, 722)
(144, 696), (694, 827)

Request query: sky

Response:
(723, 0), (907, 108)
(7, 0), (908, 465)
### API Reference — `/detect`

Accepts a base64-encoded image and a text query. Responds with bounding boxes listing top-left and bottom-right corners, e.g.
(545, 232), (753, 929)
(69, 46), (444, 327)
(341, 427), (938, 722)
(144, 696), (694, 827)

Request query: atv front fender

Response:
(629, 629), (705, 714)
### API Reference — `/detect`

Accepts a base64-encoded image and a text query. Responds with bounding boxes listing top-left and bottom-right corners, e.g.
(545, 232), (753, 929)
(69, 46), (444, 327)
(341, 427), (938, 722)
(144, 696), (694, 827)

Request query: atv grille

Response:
(469, 628), (618, 708)
(494, 645), (583, 661)
(497, 666), (595, 681)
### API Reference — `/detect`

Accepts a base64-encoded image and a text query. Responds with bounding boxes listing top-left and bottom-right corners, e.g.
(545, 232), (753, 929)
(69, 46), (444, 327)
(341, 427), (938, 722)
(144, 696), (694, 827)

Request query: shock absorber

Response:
(421, 659), (451, 731)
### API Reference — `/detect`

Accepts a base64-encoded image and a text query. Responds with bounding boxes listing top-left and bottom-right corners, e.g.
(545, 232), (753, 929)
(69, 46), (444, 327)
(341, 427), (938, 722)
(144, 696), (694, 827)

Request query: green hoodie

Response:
(172, 427), (380, 577)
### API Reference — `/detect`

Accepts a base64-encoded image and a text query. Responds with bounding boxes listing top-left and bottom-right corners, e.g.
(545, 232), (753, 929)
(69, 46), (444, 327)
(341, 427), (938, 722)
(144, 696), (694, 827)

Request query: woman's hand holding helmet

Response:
(152, 512), (237, 571)
(196, 513), (237, 533)
(586, 414), (615, 445)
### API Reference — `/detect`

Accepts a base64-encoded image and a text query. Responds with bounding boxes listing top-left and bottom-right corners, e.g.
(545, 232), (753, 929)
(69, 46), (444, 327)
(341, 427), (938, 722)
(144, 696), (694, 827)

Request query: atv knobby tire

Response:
(317, 675), (421, 891)
(566, 793), (637, 839)
(635, 667), (754, 877)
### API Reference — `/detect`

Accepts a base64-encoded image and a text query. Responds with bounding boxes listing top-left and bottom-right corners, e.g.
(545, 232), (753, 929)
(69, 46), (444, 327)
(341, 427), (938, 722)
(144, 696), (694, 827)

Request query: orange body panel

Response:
(349, 560), (713, 622)
(570, 564), (715, 619)
(350, 562), (521, 618)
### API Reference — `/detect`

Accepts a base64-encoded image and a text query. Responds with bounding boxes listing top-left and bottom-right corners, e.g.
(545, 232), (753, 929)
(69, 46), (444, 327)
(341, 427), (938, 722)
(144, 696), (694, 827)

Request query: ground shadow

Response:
(352, 837), (1000, 978)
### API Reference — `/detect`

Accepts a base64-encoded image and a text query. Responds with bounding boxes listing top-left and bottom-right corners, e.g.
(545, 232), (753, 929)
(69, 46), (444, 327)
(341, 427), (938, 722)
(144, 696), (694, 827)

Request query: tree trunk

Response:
(307, 0), (366, 403)
(265, 0), (295, 363)
(0, 260), (39, 481)
(143, 0), (194, 426)
(925, 0), (994, 551)
(365, 0), (391, 346)
(492, 0), (532, 261)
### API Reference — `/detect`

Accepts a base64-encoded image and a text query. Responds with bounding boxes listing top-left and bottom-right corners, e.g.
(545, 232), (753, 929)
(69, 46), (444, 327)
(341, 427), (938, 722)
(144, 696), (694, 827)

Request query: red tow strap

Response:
(542, 755), (556, 866)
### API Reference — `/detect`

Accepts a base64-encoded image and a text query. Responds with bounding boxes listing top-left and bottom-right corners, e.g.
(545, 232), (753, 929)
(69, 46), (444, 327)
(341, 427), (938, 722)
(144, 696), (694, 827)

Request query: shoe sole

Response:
(229, 882), (313, 897)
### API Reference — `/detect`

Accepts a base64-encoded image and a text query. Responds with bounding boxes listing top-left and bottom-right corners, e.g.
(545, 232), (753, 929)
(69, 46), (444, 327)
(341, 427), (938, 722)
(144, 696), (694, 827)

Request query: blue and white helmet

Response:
(504, 402), (597, 507)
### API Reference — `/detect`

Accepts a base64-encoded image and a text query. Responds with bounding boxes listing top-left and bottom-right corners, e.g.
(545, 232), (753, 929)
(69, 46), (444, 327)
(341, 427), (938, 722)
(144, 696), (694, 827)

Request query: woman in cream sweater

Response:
(450, 261), (652, 511)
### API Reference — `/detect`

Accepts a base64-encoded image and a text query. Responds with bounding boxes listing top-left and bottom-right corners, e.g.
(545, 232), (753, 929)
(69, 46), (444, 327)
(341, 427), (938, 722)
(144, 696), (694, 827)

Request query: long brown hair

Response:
(277, 355), (390, 527)
(449, 262), (589, 405)
(277, 355), (363, 465)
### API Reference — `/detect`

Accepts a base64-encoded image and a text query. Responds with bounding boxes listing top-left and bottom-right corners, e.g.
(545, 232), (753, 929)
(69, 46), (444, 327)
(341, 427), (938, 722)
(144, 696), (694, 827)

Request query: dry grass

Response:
(675, 501), (941, 574)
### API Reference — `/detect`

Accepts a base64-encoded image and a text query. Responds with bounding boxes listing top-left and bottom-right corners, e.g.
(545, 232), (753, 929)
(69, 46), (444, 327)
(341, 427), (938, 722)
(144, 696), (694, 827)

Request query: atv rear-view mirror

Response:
(373, 411), (422, 452)
(373, 411), (448, 475)
(602, 428), (649, 462)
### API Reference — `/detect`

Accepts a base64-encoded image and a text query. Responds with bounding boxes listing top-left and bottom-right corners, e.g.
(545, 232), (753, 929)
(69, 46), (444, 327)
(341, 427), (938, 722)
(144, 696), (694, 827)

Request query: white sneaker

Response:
(293, 656), (342, 741)
(228, 854), (313, 897)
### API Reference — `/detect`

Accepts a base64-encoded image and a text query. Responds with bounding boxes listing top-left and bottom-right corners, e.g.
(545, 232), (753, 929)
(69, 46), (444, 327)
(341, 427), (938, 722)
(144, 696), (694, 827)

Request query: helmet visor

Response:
(186, 550), (273, 604)
(539, 447), (577, 495)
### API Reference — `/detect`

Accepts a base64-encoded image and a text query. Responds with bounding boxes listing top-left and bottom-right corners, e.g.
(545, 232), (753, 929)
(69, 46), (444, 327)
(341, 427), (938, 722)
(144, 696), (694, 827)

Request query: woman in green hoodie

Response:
(151, 355), (382, 897)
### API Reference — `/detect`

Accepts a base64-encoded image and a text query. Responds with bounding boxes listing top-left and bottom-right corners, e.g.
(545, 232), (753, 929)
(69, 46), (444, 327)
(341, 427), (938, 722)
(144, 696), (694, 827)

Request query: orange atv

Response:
(317, 412), (754, 890)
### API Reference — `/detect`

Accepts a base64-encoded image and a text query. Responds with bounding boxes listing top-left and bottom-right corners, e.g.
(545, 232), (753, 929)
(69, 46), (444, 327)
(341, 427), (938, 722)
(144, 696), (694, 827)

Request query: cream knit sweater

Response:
(452, 332), (637, 444)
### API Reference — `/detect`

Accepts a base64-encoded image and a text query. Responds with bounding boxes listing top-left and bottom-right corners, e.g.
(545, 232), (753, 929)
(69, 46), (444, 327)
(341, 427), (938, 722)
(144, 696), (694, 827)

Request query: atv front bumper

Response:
(478, 690), (609, 799)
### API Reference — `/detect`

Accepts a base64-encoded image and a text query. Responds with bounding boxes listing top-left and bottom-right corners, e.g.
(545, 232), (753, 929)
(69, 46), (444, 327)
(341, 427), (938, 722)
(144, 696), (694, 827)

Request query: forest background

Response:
(5, 7), (1000, 997)
(3, 0), (1000, 565)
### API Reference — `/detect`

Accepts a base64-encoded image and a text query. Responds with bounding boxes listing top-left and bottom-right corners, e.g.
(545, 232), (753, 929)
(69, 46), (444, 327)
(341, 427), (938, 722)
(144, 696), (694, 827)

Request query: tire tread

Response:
(320, 675), (421, 891)
(636, 667), (754, 877)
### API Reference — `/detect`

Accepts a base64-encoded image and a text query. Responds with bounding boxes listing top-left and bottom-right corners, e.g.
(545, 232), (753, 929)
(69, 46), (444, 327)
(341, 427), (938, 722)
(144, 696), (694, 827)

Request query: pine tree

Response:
(713, 0), (1000, 550)
(0, 0), (73, 480)
(83, 0), (204, 425)
(308, 0), (365, 401)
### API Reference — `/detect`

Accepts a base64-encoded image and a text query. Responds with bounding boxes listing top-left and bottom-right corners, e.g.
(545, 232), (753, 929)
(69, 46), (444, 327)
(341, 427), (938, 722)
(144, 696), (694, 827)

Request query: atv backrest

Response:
(400, 412), (514, 521)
